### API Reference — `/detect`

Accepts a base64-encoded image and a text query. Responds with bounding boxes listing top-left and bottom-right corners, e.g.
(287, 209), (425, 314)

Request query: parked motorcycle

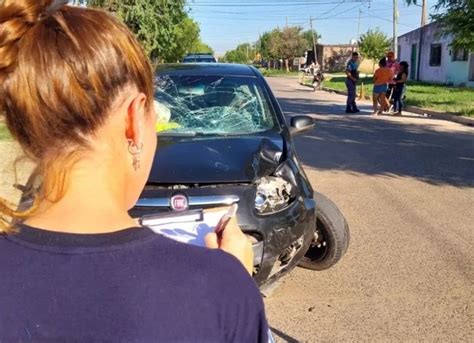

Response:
(312, 70), (325, 91)
(303, 66), (325, 91)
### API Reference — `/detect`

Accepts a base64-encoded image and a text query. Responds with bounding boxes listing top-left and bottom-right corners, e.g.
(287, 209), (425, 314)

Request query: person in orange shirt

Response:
(372, 58), (392, 116)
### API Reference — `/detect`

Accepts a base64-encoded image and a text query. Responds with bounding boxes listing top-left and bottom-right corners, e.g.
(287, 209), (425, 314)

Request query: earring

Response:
(128, 140), (143, 171)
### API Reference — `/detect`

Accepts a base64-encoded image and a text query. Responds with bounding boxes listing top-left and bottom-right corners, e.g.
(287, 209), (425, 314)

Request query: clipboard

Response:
(140, 209), (204, 227)
(141, 207), (231, 247)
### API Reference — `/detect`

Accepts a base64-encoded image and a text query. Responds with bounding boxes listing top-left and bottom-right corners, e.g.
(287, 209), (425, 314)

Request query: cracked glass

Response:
(154, 75), (277, 136)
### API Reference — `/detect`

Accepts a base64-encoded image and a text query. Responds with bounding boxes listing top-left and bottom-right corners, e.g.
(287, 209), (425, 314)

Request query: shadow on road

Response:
(279, 97), (370, 117)
(278, 98), (474, 188)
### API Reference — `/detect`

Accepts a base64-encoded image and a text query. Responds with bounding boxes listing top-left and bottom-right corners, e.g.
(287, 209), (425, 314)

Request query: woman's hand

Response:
(205, 216), (254, 275)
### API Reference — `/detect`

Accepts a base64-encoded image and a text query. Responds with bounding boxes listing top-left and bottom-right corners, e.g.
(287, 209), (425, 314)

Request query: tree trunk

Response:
(285, 59), (289, 72)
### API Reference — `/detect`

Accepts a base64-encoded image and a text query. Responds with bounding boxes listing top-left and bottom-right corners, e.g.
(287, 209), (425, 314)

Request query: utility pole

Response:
(357, 8), (362, 42)
(393, 0), (398, 58)
(286, 16), (288, 28)
(421, 0), (427, 27)
(309, 16), (318, 64)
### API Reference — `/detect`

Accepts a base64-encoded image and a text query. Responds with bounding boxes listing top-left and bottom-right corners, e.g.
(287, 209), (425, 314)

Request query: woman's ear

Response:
(125, 92), (147, 145)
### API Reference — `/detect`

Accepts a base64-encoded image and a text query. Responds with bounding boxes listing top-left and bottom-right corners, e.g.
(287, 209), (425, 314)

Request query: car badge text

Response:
(171, 194), (188, 211)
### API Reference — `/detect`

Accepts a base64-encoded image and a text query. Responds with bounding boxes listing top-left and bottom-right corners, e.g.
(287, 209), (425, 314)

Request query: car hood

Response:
(148, 132), (284, 184)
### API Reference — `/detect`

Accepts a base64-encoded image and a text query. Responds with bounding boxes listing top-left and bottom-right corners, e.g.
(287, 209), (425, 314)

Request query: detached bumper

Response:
(131, 184), (315, 287)
(236, 189), (315, 286)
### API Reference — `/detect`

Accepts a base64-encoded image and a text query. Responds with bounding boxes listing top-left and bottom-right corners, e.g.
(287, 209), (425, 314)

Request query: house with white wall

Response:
(398, 21), (474, 87)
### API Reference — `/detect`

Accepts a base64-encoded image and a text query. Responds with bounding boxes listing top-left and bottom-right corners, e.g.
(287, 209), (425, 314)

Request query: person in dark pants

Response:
(385, 51), (400, 105)
(345, 52), (360, 113)
(392, 61), (409, 116)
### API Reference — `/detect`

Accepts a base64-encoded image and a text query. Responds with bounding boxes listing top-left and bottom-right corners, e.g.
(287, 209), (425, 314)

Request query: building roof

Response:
(398, 20), (439, 40)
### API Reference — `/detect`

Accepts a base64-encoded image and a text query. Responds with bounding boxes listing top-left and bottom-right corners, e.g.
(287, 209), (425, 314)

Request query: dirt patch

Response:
(0, 142), (35, 205)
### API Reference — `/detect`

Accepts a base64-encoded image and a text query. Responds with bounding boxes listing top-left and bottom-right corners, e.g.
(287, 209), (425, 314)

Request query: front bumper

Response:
(131, 184), (315, 286)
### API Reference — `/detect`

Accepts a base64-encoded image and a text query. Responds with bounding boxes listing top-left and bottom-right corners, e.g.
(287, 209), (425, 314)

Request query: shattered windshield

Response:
(154, 75), (277, 136)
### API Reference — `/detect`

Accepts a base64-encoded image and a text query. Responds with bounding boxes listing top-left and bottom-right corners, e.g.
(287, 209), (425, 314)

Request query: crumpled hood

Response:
(148, 133), (284, 184)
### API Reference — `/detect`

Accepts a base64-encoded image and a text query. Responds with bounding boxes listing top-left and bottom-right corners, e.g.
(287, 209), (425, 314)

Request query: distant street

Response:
(264, 77), (474, 342)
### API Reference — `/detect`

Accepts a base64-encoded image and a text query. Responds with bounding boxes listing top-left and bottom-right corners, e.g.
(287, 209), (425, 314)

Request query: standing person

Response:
(392, 61), (409, 116)
(345, 52), (360, 113)
(0, 1), (270, 341)
(386, 51), (400, 106)
(372, 58), (392, 116)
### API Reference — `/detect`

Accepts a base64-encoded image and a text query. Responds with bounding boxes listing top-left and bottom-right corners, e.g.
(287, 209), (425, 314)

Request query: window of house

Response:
(452, 48), (469, 61)
(430, 44), (442, 66)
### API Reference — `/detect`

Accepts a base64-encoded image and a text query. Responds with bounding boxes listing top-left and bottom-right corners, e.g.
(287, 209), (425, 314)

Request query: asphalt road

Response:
(264, 77), (474, 342)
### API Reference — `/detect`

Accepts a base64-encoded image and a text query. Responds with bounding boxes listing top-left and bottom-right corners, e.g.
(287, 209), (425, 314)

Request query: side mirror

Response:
(290, 115), (315, 135)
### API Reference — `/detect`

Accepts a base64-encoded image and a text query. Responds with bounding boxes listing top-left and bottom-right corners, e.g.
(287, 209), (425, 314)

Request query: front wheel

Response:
(298, 192), (350, 271)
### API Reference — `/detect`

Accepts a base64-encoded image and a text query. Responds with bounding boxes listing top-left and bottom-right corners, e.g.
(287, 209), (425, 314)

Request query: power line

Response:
(191, 0), (368, 7)
(360, 10), (416, 29)
(317, 2), (364, 19)
(317, 0), (345, 17)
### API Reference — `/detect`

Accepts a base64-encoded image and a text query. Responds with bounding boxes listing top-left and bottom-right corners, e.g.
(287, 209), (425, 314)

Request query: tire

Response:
(298, 192), (350, 271)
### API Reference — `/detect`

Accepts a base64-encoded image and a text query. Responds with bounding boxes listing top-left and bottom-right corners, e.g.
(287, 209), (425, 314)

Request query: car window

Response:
(154, 75), (277, 136)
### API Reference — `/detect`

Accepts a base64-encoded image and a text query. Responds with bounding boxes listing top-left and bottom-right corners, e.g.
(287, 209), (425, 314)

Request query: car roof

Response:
(156, 63), (259, 77)
(185, 53), (214, 57)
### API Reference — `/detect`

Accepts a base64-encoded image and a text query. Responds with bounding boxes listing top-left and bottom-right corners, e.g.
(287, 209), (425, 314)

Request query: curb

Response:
(303, 84), (474, 127)
(403, 106), (474, 126)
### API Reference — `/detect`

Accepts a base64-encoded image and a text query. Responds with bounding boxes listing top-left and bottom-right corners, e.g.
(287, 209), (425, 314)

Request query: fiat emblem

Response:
(170, 194), (188, 211)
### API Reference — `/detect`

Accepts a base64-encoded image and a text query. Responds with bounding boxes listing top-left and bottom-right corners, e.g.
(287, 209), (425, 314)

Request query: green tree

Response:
(165, 17), (200, 62)
(261, 27), (307, 70)
(268, 28), (283, 60)
(301, 29), (321, 50)
(405, 0), (474, 51)
(88, 0), (187, 62)
(257, 31), (274, 60)
(191, 41), (214, 55)
(237, 26), (320, 69)
(358, 28), (392, 71)
(163, 17), (214, 62)
(278, 27), (306, 71)
(223, 43), (254, 64)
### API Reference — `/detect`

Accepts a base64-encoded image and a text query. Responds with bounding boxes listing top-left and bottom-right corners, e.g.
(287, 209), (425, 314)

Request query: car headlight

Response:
(255, 176), (295, 214)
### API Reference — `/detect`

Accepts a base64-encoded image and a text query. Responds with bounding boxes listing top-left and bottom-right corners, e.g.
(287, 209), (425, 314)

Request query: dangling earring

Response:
(128, 140), (143, 171)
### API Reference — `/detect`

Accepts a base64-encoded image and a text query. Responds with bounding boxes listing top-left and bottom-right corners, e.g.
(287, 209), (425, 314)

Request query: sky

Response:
(188, 0), (439, 55)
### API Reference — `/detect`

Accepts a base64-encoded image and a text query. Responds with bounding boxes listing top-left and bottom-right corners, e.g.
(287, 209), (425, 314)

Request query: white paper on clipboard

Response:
(142, 208), (229, 247)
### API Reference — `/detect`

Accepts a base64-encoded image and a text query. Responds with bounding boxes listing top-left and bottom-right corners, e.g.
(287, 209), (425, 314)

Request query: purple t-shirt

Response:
(0, 225), (269, 342)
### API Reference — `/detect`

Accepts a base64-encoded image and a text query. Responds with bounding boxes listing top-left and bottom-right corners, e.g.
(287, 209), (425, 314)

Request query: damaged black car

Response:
(131, 64), (350, 289)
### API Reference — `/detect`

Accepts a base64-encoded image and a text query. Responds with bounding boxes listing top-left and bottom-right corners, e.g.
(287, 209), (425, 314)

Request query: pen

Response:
(215, 204), (239, 237)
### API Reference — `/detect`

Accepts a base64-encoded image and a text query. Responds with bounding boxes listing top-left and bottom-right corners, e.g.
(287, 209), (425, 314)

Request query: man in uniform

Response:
(345, 52), (360, 113)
